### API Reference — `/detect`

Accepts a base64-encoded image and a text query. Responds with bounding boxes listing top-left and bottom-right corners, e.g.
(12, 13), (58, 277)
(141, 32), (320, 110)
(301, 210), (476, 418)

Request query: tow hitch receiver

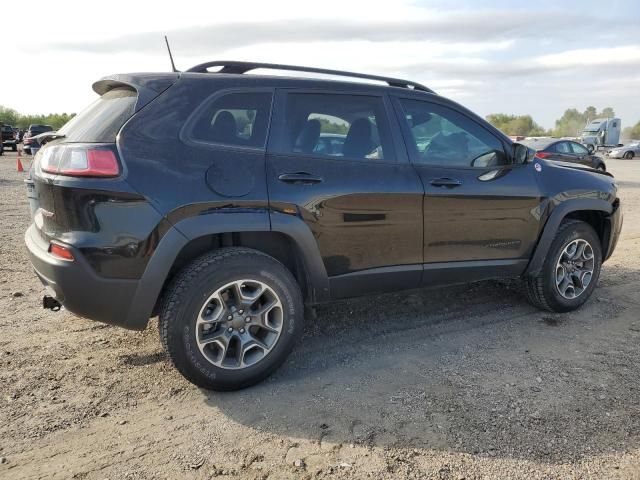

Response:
(43, 295), (62, 311)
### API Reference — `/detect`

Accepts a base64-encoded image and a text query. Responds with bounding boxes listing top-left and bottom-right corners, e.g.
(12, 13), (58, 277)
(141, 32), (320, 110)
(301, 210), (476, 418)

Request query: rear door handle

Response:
(278, 173), (323, 185)
(430, 177), (463, 188)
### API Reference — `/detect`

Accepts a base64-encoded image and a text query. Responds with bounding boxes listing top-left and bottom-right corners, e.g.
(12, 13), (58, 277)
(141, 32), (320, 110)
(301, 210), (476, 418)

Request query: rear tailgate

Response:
(26, 74), (178, 277)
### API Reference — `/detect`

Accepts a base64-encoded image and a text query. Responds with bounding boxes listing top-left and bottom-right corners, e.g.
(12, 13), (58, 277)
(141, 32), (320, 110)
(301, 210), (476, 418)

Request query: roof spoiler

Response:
(92, 73), (180, 111)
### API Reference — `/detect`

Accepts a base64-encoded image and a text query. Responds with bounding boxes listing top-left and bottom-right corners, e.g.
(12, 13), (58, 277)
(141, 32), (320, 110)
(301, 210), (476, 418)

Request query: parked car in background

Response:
(521, 138), (606, 171)
(23, 124), (53, 154)
(607, 141), (640, 159)
(313, 133), (346, 155)
(1, 124), (17, 151)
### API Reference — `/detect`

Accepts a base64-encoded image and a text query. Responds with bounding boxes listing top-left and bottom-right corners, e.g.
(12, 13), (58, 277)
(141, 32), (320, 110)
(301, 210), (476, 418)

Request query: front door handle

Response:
(278, 172), (323, 185)
(430, 177), (463, 188)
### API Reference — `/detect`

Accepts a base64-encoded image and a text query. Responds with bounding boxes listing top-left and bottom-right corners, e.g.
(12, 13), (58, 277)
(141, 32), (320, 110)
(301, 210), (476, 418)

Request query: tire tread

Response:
(159, 247), (298, 390)
(524, 219), (588, 312)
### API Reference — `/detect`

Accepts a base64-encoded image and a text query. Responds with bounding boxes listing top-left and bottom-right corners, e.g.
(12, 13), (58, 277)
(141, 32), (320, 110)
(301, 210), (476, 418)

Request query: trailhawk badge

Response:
(534, 163), (542, 172)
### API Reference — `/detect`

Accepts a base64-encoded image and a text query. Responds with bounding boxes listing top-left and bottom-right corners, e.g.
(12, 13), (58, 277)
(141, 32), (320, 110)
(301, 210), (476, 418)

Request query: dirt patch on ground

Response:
(1, 152), (639, 479)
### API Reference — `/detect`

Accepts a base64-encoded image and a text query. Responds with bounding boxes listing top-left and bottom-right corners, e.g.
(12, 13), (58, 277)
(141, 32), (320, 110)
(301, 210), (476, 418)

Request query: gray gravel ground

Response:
(0, 151), (639, 479)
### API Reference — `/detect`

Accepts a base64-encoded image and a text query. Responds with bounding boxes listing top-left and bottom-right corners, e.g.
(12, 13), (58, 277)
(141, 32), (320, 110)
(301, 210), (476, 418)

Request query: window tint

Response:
(555, 142), (572, 153)
(189, 92), (272, 148)
(570, 142), (588, 155)
(398, 99), (507, 168)
(279, 93), (393, 161)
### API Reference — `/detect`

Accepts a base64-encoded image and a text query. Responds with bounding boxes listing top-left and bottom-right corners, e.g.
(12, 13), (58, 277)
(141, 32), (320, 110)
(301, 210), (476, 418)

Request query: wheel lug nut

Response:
(239, 309), (244, 314)
(227, 327), (233, 332)
(227, 315), (232, 320)
(239, 328), (245, 334)
(245, 317), (250, 323)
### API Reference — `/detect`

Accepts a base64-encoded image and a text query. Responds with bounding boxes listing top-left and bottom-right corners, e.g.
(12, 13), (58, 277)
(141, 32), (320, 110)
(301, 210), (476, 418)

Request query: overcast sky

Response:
(2, 0), (638, 128)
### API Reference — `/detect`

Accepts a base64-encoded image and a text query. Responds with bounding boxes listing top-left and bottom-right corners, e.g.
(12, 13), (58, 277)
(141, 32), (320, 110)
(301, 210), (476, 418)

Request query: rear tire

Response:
(586, 144), (595, 154)
(159, 247), (304, 391)
(624, 151), (634, 159)
(596, 163), (606, 171)
(525, 220), (602, 312)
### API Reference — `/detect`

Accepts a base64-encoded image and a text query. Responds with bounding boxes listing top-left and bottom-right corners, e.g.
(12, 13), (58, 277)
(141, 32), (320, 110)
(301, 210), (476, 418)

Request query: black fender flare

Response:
(124, 210), (329, 330)
(525, 198), (613, 276)
(270, 211), (330, 304)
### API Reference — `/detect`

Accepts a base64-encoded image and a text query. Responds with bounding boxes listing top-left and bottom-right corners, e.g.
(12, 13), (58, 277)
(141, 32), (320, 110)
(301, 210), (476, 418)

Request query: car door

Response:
(547, 141), (577, 163)
(266, 89), (424, 298)
(568, 141), (594, 167)
(392, 95), (542, 284)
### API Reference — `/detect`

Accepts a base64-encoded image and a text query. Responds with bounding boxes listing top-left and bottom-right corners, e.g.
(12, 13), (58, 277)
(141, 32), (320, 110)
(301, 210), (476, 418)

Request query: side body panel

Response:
(266, 89), (425, 298)
(525, 159), (619, 274)
(389, 93), (544, 279)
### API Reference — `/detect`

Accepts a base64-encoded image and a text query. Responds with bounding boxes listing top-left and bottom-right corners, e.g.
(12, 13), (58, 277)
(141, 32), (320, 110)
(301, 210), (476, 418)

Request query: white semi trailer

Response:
(580, 118), (622, 153)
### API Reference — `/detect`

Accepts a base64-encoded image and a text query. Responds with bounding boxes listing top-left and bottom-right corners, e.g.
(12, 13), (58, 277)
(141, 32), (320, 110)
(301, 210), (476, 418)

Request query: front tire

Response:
(159, 247), (304, 391)
(525, 220), (602, 312)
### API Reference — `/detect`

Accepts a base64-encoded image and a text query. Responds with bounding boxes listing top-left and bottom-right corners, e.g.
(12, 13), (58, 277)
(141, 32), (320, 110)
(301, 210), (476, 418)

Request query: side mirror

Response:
(512, 143), (536, 164)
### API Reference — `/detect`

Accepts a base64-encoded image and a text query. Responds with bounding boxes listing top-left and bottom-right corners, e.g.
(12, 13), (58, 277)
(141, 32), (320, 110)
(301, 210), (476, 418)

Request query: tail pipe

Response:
(43, 295), (62, 312)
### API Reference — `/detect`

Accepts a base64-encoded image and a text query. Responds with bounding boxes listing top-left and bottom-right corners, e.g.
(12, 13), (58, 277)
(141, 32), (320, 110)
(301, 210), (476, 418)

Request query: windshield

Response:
(57, 87), (137, 142)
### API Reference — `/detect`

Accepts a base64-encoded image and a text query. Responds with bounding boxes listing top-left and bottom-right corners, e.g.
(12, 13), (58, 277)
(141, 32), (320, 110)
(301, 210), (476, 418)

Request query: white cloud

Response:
(534, 45), (640, 68)
(0, 0), (638, 129)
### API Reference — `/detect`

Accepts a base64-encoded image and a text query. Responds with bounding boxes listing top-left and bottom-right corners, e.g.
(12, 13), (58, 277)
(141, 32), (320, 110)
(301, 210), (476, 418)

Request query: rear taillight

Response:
(535, 151), (551, 159)
(39, 145), (120, 178)
(49, 243), (74, 261)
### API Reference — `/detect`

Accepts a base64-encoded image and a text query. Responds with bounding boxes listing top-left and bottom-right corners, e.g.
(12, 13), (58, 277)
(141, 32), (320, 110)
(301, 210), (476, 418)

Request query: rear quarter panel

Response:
(117, 75), (271, 223)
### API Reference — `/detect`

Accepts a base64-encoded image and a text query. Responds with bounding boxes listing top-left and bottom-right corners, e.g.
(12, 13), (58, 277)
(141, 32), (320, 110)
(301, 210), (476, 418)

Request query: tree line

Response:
(486, 106), (639, 140)
(2, 102), (639, 141)
(0, 105), (75, 130)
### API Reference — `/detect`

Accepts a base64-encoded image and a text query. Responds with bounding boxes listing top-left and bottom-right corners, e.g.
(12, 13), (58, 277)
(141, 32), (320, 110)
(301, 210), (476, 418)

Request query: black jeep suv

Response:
(25, 61), (622, 390)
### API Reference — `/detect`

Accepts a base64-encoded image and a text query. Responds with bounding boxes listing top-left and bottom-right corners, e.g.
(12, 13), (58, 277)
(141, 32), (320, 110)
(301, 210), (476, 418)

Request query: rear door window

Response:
(274, 93), (394, 161)
(570, 142), (589, 155)
(185, 91), (273, 149)
(57, 88), (137, 142)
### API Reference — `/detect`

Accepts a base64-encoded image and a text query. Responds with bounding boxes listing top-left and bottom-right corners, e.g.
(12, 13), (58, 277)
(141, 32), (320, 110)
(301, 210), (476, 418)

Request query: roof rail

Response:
(185, 61), (434, 93)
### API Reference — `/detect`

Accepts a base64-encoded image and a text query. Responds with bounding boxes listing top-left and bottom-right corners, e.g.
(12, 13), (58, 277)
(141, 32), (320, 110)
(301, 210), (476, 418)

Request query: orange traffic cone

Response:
(17, 157), (24, 172)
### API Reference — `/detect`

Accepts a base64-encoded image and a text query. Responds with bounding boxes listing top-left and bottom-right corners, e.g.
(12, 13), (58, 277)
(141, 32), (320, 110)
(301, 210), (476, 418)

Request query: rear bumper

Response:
(25, 224), (143, 330)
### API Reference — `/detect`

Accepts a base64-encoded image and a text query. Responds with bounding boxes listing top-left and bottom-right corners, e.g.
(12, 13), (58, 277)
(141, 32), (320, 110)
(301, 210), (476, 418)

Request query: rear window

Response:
(57, 87), (137, 142)
(520, 138), (554, 150)
(29, 126), (53, 135)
